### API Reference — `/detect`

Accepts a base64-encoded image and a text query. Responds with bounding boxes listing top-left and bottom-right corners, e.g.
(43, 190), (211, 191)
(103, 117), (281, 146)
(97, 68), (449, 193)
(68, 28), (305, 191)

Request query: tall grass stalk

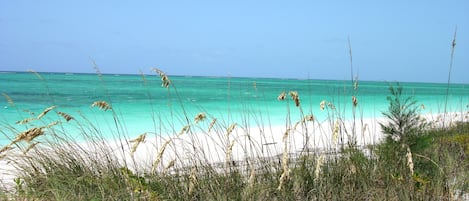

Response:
(443, 27), (457, 127)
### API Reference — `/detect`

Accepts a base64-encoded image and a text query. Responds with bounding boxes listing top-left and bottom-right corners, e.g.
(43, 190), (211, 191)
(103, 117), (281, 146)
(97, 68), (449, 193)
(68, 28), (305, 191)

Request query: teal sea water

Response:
(1, 72), (468, 142)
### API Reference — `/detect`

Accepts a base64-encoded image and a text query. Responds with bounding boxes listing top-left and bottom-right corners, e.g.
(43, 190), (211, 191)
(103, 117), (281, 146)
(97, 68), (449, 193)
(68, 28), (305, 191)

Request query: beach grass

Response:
(0, 70), (468, 200)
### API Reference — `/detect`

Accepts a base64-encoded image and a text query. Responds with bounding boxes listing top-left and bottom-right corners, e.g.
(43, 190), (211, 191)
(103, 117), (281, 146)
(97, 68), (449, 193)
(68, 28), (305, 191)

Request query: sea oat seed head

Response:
(14, 127), (44, 143)
(277, 170), (289, 191)
(282, 129), (290, 142)
(226, 123), (237, 137)
(353, 77), (359, 90)
(27, 69), (44, 81)
(152, 68), (171, 88)
(139, 69), (147, 84)
(91, 101), (112, 111)
(45, 121), (61, 128)
(16, 117), (36, 125)
(152, 139), (172, 172)
(320, 100), (326, 110)
(289, 91), (300, 107)
(37, 106), (56, 119)
(406, 146), (414, 175)
(23, 142), (40, 154)
(278, 138), (290, 191)
(349, 164), (357, 174)
(189, 167), (198, 195)
(314, 154), (325, 181)
(57, 111), (74, 121)
(333, 120), (340, 145)
(194, 112), (206, 123)
(352, 96), (358, 107)
(304, 115), (314, 122)
(2, 93), (15, 107)
(277, 91), (286, 101)
(420, 104), (426, 110)
(130, 133), (147, 155)
(208, 118), (217, 133)
(179, 125), (190, 135)
(130, 133), (146, 143)
(0, 145), (14, 154)
(226, 140), (236, 165)
(248, 168), (256, 187)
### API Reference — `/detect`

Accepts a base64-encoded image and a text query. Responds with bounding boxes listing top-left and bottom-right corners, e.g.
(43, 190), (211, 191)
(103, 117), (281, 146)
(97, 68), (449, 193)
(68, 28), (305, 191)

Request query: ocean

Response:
(1, 71), (468, 142)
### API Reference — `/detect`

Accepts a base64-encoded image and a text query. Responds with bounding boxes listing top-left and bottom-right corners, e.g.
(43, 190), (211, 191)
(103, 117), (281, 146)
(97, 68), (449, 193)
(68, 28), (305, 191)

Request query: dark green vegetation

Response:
(1, 73), (468, 200)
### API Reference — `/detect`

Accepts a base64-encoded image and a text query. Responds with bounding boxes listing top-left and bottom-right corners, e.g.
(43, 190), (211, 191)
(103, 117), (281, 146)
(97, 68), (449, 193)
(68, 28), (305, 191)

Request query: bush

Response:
(379, 83), (428, 144)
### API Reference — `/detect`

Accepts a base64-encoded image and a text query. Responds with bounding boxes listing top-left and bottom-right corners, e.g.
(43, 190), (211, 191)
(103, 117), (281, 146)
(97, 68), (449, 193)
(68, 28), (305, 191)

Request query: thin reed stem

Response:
(443, 27), (457, 127)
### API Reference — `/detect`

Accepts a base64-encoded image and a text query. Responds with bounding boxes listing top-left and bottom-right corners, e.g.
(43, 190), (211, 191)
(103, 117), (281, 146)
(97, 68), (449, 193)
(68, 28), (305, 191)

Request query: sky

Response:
(0, 0), (468, 83)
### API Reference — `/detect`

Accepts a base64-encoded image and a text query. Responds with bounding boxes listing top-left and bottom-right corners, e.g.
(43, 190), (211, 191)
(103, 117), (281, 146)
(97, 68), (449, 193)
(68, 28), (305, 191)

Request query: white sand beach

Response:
(1, 111), (467, 190)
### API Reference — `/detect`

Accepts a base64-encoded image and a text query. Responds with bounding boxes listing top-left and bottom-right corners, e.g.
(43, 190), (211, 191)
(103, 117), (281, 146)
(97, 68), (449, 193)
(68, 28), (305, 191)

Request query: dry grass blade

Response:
(152, 68), (171, 88)
(362, 123), (368, 134)
(194, 112), (206, 123)
(37, 106), (56, 119)
(2, 93), (15, 107)
(23, 142), (40, 154)
(130, 133), (147, 155)
(152, 139), (172, 173)
(163, 159), (176, 174)
(14, 127), (44, 143)
(91, 101), (112, 111)
(57, 111), (74, 121)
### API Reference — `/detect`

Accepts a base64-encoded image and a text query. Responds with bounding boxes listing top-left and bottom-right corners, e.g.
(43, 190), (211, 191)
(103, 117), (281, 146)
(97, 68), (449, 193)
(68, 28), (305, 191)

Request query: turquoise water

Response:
(1, 72), (468, 141)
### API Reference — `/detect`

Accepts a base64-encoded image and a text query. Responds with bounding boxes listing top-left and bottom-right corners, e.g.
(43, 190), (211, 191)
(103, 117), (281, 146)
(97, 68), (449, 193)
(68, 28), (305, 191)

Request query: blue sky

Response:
(0, 0), (468, 83)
